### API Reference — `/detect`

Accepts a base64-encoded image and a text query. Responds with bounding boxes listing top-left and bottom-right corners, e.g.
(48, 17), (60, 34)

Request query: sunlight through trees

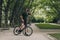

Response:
(0, 0), (60, 27)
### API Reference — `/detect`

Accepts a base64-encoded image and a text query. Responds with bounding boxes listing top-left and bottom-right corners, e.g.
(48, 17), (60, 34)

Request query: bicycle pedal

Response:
(19, 30), (22, 32)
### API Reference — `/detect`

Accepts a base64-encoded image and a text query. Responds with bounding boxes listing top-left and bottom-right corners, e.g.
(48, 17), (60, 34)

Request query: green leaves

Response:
(30, 0), (60, 23)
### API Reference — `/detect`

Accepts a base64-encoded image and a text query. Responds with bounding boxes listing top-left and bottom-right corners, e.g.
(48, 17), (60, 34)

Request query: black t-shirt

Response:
(22, 11), (28, 19)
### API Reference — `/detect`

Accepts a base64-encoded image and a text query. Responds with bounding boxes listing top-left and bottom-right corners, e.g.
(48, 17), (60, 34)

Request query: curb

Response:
(47, 35), (57, 40)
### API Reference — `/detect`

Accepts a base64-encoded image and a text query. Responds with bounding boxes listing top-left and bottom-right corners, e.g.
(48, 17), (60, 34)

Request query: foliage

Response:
(1, 0), (60, 27)
(30, 0), (60, 23)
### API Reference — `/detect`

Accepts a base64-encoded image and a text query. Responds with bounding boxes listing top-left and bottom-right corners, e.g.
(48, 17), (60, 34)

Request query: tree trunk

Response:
(0, 0), (2, 27)
(5, 0), (10, 28)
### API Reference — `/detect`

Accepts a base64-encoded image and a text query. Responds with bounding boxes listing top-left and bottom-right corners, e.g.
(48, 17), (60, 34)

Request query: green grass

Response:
(50, 33), (60, 40)
(36, 23), (60, 29)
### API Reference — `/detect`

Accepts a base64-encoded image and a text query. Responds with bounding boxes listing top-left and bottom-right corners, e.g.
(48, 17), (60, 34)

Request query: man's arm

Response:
(20, 16), (24, 22)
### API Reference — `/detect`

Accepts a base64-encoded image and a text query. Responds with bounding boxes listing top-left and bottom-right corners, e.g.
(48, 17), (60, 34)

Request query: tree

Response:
(4, 0), (11, 27)
(0, 0), (3, 27)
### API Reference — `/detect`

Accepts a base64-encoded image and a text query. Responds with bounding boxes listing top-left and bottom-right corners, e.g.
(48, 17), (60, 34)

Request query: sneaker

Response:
(19, 30), (22, 32)
(25, 32), (28, 36)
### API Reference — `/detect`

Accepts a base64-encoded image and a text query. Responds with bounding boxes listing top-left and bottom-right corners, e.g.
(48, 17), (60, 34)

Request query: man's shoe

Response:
(25, 32), (28, 36)
(19, 30), (22, 32)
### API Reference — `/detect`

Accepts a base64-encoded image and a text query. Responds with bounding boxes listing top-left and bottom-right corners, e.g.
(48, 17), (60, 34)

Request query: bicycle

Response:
(13, 21), (33, 36)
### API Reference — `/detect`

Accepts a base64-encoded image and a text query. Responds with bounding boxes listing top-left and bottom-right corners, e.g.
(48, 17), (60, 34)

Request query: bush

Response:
(32, 17), (44, 23)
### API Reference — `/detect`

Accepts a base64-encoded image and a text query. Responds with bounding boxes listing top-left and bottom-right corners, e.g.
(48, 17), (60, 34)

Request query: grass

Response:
(36, 23), (60, 29)
(49, 33), (60, 40)
(36, 23), (60, 40)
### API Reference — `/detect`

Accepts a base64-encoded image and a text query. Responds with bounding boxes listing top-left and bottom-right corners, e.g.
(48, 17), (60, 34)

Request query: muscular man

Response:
(20, 8), (31, 30)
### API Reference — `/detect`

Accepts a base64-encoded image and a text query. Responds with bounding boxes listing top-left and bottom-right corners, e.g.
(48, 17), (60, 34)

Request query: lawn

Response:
(49, 33), (60, 40)
(36, 23), (60, 29)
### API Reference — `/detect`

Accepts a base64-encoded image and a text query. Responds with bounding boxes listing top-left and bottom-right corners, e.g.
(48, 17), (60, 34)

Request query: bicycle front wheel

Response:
(23, 27), (33, 36)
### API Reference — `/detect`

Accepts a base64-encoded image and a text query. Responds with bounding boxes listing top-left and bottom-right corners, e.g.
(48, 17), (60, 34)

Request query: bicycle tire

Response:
(23, 27), (33, 36)
(13, 26), (20, 35)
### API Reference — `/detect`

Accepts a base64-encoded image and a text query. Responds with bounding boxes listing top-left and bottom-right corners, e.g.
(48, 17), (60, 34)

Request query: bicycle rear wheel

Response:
(23, 27), (33, 36)
(13, 26), (20, 35)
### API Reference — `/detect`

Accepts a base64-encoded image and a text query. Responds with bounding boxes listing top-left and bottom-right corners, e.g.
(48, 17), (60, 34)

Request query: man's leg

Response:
(24, 18), (29, 34)
(24, 18), (27, 28)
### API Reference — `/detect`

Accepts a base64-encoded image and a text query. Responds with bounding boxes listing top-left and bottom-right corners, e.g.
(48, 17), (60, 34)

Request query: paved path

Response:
(0, 24), (57, 40)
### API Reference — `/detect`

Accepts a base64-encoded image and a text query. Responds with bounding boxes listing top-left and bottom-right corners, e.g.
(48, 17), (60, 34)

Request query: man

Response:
(20, 8), (31, 30)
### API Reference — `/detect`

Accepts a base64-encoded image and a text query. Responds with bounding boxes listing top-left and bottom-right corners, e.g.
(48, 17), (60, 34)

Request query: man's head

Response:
(25, 8), (31, 15)
(26, 8), (30, 12)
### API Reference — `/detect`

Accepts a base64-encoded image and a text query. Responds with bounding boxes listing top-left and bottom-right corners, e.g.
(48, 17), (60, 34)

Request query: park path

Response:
(0, 23), (56, 40)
